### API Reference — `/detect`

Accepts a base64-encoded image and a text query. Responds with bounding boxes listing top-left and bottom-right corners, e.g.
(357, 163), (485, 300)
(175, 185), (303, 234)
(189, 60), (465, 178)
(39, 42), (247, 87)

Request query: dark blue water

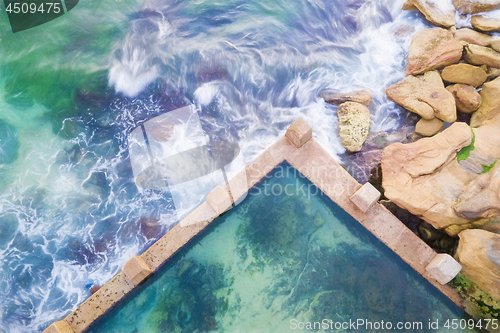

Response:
(87, 162), (476, 333)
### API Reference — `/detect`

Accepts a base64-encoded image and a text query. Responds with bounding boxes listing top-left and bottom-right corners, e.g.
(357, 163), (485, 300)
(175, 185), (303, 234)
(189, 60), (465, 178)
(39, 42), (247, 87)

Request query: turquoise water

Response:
(87, 162), (476, 333)
(0, 0), (431, 331)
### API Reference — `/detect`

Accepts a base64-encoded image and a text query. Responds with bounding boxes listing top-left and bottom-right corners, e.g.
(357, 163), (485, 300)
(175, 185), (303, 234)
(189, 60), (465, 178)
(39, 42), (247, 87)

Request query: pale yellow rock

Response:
(406, 28), (465, 76)
(471, 15), (500, 32)
(481, 64), (500, 79)
(452, 0), (500, 14)
(454, 28), (493, 47)
(491, 39), (500, 52)
(441, 63), (487, 87)
(464, 44), (500, 68)
(402, 0), (456, 28)
(415, 118), (444, 136)
(337, 102), (371, 153)
(471, 76), (500, 127)
(456, 229), (500, 302)
(320, 90), (372, 105)
(446, 84), (481, 114)
(386, 70), (457, 122)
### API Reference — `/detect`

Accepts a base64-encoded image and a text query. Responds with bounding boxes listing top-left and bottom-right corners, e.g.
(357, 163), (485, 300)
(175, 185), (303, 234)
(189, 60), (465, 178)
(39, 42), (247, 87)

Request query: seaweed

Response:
(457, 129), (476, 162)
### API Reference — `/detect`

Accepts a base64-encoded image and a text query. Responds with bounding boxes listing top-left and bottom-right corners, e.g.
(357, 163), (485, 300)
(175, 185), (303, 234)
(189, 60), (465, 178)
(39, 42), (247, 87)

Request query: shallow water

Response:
(0, 0), (436, 331)
(87, 162), (477, 333)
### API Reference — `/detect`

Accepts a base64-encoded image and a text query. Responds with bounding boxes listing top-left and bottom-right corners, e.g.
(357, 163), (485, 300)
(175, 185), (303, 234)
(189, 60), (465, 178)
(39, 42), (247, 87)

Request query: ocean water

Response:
(87, 162), (477, 333)
(0, 0), (436, 331)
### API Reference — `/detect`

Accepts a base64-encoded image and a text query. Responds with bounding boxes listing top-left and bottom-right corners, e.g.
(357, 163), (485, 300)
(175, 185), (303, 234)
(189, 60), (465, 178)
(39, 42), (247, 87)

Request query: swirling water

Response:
(0, 0), (431, 331)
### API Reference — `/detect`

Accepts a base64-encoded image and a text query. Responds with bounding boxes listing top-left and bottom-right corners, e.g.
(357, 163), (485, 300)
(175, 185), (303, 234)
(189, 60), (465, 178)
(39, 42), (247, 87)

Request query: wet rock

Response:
(471, 15), (500, 32)
(452, 0), (500, 14)
(402, 0), (456, 28)
(415, 118), (444, 136)
(337, 102), (371, 153)
(471, 76), (500, 127)
(406, 28), (465, 76)
(0, 120), (20, 165)
(456, 229), (500, 302)
(385, 70), (457, 122)
(446, 84), (481, 114)
(441, 63), (487, 87)
(381, 122), (474, 232)
(464, 44), (500, 68)
(454, 28), (494, 47)
(320, 89), (372, 105)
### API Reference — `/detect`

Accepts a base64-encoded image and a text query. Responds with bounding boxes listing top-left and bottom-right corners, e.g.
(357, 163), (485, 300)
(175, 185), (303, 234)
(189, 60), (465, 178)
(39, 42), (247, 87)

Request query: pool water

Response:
(87, 162), (477, 333)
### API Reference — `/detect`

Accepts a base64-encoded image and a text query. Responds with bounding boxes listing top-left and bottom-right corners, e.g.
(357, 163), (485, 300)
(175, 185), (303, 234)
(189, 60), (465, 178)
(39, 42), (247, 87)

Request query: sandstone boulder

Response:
(320, 89), (372, 105)
(337, 102), (371, 153)
(464, 44), (500, 68)
(446, 84), (481, 114)
(441, 63), (487, 87)
(452, 0), (500, 14)
(454, 28), (494, 47)
(456, 229), (500, 302)
(406, 28), (465, 76)
(415, 117), (444, 136)
(386, 70), (457, 122)
(471, 15), (500, 32)
(402, 0), (456, 28)
(491, 39), (500, 52)
(381, 122), (474, 231)
(471, 76), (500, 127)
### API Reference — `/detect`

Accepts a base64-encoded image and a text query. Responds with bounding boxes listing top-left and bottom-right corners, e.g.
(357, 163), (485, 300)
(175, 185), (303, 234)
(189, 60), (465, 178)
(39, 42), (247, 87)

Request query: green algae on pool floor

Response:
(87, 162), (478, 333)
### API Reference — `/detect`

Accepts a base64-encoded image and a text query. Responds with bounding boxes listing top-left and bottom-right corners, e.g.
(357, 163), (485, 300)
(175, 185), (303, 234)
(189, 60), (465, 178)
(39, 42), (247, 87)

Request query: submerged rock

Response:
(452, 0), (500, 14)
(441, 63), (487, 87)
(471, 76), (500, 127)
(456, 229), (500, 302)
(471, 15), (500, 32)
(386, 70), (456, 122)
(406, 28), (464, 76)
(446, 84), (481, 114)
(337, 102), (371, 153)
(320, 89), (372, 105)
(415, 117), (444, 136)
(403, 0), (456, 27)
(464, 44), (500, 68)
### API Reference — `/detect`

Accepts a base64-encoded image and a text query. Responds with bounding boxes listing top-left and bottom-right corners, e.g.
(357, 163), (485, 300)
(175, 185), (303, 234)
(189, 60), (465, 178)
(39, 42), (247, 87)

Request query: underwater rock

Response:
(415, 118), (444, 136)
(452, 0), (500, 14)
(464, 44), (500, 68)
(471, 15), (500, 32)
(381, 122), (474, 232)
(320, 89), (372, 105)
(453, 28), (494, 47)
(441, 63), (487, 87)
(456, 229), (500, 302)
(313, 212), (325, 227)
(82, 171), (111, 199)
(0, 120), (20, 165)
(406, 28), (464, 75)
(337, 102), (371, 153)
(471, 76), (500, 127)
(402, 0), (456, 28)
(446, 84), (481, 114)
(386, 70), (457, 122)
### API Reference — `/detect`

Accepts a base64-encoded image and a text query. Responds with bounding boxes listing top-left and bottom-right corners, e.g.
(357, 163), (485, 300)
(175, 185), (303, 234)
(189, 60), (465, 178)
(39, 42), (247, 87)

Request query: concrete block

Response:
(350, 182), (381, 213)
(285, 117), (312, 148)
(425, 253), (462, 285)
(42, 320), (74, 333)
(206, 185), (233, 215)
(123, 256), (153, 286)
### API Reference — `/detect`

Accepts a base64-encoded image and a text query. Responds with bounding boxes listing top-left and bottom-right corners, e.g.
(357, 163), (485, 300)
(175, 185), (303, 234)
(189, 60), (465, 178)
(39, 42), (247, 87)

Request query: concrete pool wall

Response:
(43, 118), (464, 333)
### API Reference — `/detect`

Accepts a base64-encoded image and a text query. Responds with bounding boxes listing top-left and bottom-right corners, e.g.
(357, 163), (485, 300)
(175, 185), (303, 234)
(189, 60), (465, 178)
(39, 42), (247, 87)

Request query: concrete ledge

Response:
(123, 256), (153, 286)
(43, 320), (74, 333)
(179, 202), (218, 228)
(426, 253), (462, 285)
(285, 117), (312, 148)
(350, 182), (381, 213)
(206, 185), (233, 215)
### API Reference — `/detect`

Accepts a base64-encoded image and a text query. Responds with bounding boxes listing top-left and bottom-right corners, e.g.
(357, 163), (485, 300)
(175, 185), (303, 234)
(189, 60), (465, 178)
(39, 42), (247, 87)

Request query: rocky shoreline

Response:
(323, 0), (500, 325)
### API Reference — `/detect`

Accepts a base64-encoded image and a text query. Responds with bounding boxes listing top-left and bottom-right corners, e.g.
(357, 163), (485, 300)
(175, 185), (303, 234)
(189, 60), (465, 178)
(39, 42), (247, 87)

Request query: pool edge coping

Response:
(43, 118), (465, 333)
